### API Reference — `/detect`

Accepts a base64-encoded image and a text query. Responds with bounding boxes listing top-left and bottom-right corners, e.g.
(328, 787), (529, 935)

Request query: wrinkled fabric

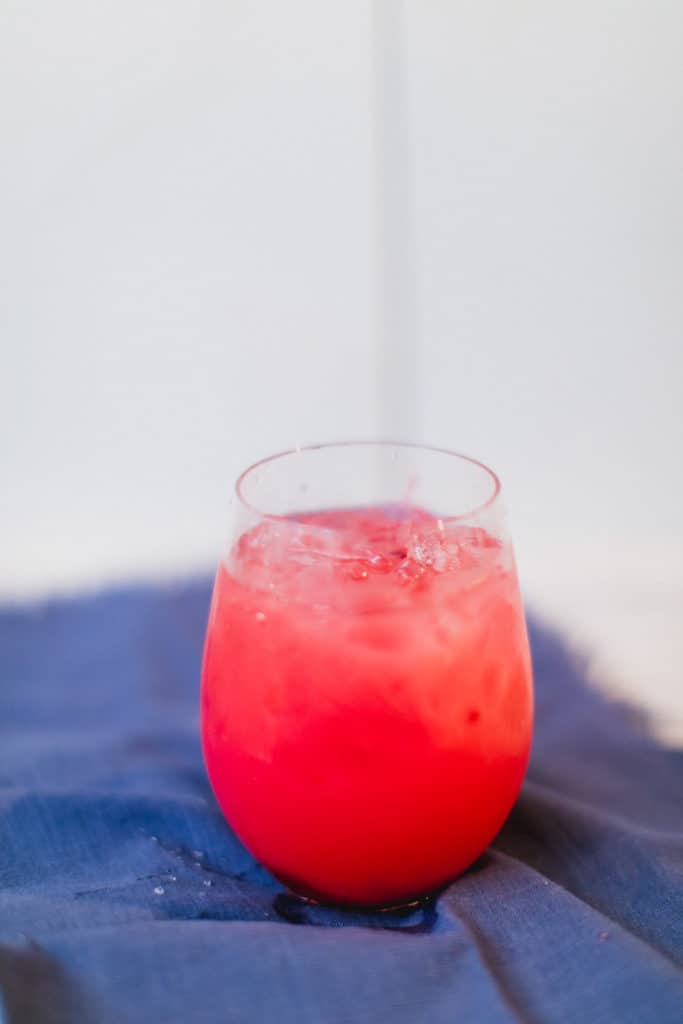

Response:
(0, 581), (681, 1024)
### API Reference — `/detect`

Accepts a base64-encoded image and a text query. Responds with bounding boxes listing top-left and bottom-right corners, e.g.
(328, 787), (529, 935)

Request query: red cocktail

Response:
(201, 444), (533, 907)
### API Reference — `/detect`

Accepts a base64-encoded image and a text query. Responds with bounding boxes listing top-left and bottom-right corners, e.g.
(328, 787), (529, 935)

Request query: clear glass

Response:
(201, 442), (533, 908)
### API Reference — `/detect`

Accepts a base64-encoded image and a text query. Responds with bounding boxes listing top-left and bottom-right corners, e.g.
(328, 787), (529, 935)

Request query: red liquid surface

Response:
(201, 506), (533, 906)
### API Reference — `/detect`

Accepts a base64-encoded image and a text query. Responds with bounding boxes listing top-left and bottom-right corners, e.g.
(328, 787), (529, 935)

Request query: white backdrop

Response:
(1, 2), (682, 731)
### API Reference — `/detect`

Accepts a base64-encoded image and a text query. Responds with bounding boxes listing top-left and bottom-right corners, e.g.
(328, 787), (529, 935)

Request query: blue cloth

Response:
(1, 580), (681, 1023)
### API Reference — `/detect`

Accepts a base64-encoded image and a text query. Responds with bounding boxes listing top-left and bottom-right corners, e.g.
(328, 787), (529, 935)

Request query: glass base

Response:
(273, 887), (439, 931)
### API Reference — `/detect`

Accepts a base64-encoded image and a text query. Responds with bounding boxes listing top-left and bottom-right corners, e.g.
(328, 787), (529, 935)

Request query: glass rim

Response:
(235, 441), (502, 527)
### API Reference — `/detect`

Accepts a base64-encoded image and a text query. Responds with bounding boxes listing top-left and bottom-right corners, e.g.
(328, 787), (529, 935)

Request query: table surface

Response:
(1, 581), (682, 1024)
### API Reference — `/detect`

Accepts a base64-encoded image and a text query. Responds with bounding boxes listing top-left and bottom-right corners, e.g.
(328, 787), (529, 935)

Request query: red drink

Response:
(201, 504), (532, 907)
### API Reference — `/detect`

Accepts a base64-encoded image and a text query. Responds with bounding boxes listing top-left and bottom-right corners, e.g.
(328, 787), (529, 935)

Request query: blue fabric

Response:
(1, 581), (681, 1024)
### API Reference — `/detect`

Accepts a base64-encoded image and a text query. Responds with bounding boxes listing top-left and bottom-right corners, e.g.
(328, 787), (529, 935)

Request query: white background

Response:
(1, 2), (682, 735)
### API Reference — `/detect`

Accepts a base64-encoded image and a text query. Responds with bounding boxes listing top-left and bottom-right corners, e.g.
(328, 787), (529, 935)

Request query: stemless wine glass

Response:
(201, 442), (533, 908)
